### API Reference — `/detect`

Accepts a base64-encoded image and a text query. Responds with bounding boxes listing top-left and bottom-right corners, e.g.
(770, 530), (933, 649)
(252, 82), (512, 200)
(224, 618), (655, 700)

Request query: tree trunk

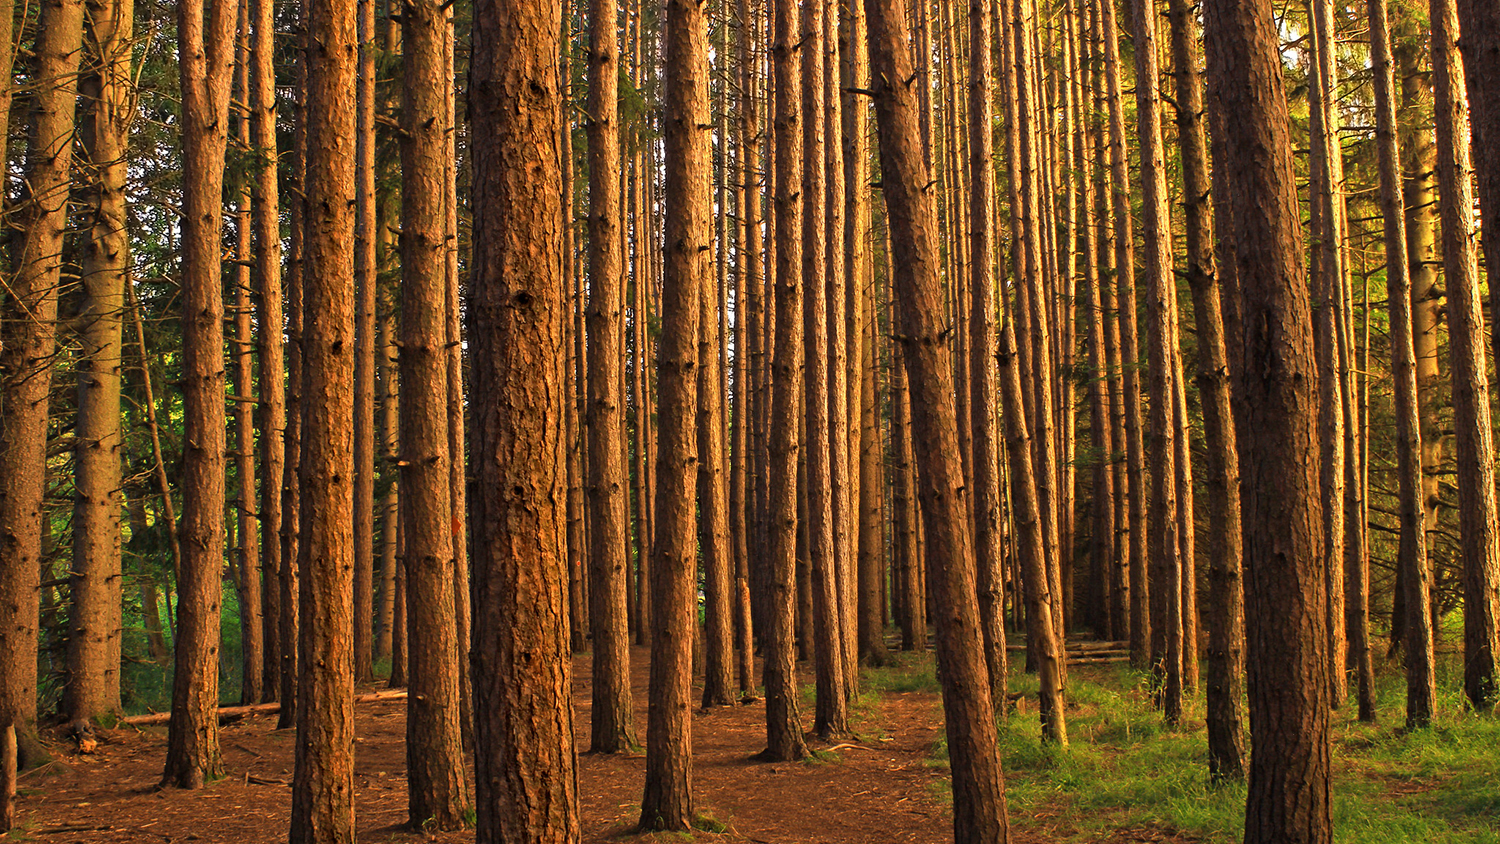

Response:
(69, 0), (133, 725)
(1128, 0), (1181, 722)
(1167, 0), (1244, 770)
(468, 0), (580, 837)
(1096, 0), (1147, 667)
(639, 0), (709, 826)
(290, 0), (358, 838)
(398, 0), (468, 825)
(1456, 0), (1500, 388)
(867, 0), (1013, 836)
(970, 0), (1008, 713)
(252, 0), (284, 704)
(1365, 0), (1410, 726)
(279, 22), (308, 730)
(1432, 0), (1500, 715)
(586, 0), (638, 749)
(1203, 0), (1332, 838)
(352, 0), (379, 689)
(763, 0), (812, 760)
(165, 0), (235, 789)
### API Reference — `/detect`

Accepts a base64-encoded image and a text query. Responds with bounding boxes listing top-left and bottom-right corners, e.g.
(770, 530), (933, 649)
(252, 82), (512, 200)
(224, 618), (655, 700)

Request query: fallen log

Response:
(120, 689), (408, 727)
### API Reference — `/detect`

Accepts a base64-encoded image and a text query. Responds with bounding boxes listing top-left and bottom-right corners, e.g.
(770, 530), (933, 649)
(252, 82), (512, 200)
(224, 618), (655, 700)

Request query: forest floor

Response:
(8, 646), (1500, 843)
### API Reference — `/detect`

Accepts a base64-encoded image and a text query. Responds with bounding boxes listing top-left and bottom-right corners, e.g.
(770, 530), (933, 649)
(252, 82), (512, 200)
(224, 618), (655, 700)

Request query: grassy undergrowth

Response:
(865, 649), (1500, 843)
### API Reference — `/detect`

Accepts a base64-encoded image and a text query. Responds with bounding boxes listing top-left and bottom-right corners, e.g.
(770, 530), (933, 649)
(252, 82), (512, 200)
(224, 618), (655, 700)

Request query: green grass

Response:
(892, 650), (1500, 843)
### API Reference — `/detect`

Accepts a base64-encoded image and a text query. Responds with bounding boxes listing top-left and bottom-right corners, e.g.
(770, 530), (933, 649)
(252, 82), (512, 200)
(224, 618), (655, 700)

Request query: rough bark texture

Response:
(252, 0), (284, 704)
(1457, 0), (1500, 395)
(1167, 0), (1244, 773)
(468, 0), (581, 838)
(352, 0), (379, 688)
(1203, 0), (1332, 838)
(1129, 0), (1181, 723)
(867, 0), (1011, 838)
(640, 0), (710, 827)
(762, 0), (811, 763)
(1366, 0), (1410, 725)
(969, 0), (1007, 713)
(399, 0), (468, 826)
(290, 0), (358, 838)
(1431, 0), (1500, 715)
(69, 0), (133, 724)
(165, 0), (236, 789)
(586, 0), (637, 751)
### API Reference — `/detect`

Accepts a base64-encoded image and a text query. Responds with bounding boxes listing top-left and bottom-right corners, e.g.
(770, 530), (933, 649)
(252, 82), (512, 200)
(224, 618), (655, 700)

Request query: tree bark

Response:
(639, 0), (710, 827)
(1365, 0), (1410, 726)
(290, 0), (358, 839)
(763, 0), (811, 761)
(468, 0), (581, 837)
(399, 0), (468, 825)
(165, 0), (236, 789)
(1203, 0), (1331, 838)
(352, 0), (379, 688)
(1432, 0), (1500, 715)
(69, 0), (133, 724)
(586, 0), (638, 750)
(252, 0), (284, 704)
(867, 0), (1013, 836)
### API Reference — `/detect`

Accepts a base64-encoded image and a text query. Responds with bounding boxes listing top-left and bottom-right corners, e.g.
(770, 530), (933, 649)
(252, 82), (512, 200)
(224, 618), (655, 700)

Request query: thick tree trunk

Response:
(468, 0), (580, 837)
(69, 0), (133, 725)
(165, 0), (235, 789)
(867, 0), (1012, 837)
(1203, 0), (1332, 838)
(1431, 0), (1500, 715)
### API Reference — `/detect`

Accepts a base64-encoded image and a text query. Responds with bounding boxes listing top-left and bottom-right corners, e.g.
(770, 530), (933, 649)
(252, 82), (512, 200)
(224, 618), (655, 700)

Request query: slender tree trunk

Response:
(763, 0), (812, 760)
(165, 0), (236, 789)
(969, 0), (1008, 713)
(1128, 0), (1181, 722)
(252, 0), (284, 704)
(867, 0), (1013, 835)
(587, 0), (637, 749)
(802, 0), (850, 739)
(1203, 0), (1331, 838)
(231, 30), (263, 705)
(1366, 0), (1410, 726)
(290, 0), (358, 837)
(352, 0), (379, 688)
(397, 0), (468, 825)
(1432, 0), (1500, 715)
(1168, 0), (1244, 771)
(639, 0), (710, 825)
(1096, 0), (1147, 666)
(468, 0), (580, 837)
(69, 0), (133, 725)
(280, 20), (309, 728)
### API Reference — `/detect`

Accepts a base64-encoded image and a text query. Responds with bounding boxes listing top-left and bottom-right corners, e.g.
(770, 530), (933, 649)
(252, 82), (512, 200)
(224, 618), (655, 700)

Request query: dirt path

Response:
(14, 648), (954, 843)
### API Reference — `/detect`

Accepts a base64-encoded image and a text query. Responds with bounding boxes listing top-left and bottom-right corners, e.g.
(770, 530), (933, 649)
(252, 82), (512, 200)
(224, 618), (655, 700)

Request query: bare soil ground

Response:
(11, 648), (961, 843)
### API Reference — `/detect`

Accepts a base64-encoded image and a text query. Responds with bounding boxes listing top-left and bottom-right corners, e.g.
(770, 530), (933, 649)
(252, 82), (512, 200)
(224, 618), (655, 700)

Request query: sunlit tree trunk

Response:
(1204, 0), (1332, 836)
(165, 0), (236, 788)
(1432, 0), (1500, 715)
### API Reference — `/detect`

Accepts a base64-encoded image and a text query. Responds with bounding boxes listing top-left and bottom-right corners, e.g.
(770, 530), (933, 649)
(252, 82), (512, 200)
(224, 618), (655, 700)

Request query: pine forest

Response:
(0, 0), (1498, 841)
